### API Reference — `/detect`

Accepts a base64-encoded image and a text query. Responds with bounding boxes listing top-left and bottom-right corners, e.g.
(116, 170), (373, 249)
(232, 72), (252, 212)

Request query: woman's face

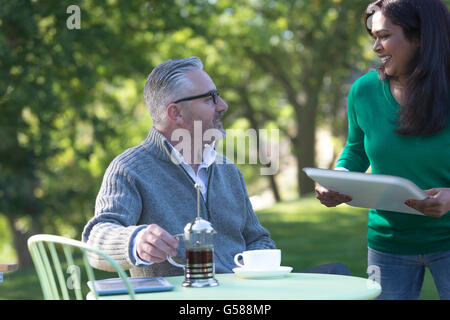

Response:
(371, 11), (420, 81)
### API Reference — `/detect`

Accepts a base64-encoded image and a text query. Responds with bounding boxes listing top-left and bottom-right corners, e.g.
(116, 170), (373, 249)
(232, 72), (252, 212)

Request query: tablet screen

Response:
(88, 276), (174, 295)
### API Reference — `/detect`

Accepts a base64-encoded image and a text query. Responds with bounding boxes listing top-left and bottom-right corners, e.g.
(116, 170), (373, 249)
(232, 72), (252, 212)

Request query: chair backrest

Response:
(27, 234), (135, 300)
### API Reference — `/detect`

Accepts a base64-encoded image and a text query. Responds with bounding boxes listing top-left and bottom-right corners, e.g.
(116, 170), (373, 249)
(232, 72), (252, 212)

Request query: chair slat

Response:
(63, 244), (83, 300)
(48, 242), (70, 300)
(37, 242), (60, 299)
(82, 250), (98, 300)
(27, 234), (136, 300)
(28, 242), (52, 300)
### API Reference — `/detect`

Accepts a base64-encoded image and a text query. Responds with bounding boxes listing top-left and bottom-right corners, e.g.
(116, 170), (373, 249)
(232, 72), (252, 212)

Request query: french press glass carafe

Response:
(167, 185), (219, 287)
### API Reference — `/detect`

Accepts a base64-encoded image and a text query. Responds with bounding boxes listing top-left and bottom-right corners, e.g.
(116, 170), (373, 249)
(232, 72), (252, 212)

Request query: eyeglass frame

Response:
(173, 90), (220, 105)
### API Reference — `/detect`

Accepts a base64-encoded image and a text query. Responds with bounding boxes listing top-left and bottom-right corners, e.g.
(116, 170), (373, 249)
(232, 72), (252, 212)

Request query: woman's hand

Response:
(405, 188), (450, 218)
(315, 184), (353, 207)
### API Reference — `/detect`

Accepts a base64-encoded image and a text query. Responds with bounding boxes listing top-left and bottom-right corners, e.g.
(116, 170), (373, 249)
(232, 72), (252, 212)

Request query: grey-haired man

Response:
(82, 57), (276, 277)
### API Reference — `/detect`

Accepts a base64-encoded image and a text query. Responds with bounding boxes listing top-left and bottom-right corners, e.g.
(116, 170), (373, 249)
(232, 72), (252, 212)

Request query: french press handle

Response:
(166, 234), (185, 269)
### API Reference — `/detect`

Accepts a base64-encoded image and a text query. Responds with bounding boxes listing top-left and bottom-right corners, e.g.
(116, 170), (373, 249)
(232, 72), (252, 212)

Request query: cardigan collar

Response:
(142, 126), (218, 166)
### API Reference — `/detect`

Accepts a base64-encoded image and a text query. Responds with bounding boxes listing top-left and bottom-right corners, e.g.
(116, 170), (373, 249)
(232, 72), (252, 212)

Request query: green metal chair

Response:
(27, 234), (135, 300)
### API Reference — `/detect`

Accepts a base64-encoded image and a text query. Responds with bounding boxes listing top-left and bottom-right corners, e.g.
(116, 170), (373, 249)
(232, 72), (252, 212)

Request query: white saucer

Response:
(232, 266), (293, 279)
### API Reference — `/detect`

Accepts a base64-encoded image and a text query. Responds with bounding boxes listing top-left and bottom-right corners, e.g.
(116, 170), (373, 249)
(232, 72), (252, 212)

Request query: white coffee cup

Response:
(233, 249), (281, 270)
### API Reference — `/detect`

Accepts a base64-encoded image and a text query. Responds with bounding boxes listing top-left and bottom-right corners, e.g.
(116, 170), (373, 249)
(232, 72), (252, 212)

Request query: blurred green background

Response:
(1, 0), (448, 299)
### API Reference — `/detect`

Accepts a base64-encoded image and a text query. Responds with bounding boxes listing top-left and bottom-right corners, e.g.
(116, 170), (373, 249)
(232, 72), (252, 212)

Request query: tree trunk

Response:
(238, 87), (282, 202)
(296, 150), (316, 196)
(7, 215), (43, 268)
(294, 89), (319, 197)
(267, 167), (281, 202)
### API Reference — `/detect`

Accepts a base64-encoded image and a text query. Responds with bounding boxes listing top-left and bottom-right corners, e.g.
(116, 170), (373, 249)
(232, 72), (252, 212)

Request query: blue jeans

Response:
(368, 247), (450, 300)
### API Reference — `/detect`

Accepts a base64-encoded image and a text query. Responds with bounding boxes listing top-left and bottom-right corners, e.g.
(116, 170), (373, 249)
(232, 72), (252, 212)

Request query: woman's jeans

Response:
(368, 247), (450, 300)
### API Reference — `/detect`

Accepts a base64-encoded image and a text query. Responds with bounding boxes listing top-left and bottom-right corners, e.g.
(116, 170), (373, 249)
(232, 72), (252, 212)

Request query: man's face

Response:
(178, 69), (228, 143)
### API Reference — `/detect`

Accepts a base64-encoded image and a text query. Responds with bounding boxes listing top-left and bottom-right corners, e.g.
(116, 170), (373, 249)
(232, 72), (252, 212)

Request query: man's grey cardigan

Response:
(82, 127), (276, 277)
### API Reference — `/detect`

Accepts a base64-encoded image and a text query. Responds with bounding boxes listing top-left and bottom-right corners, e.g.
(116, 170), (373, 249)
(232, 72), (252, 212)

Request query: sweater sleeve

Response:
(336, 80), (371, 172)
(237, 171), (277, 250)
(82, 160), (146, 272)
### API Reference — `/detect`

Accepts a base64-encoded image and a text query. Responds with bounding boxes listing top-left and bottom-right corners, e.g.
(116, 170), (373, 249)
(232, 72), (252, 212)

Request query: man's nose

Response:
(216, 96), (228, 113)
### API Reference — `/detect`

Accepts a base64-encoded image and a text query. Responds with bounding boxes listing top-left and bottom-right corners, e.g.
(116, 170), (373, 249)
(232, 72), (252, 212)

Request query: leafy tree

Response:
(0, 0), (183, 266)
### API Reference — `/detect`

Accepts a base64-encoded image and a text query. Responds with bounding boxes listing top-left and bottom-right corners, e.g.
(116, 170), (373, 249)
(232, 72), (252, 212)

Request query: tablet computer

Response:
(303, 167), (428, 215)
(88, 276), (174, 296)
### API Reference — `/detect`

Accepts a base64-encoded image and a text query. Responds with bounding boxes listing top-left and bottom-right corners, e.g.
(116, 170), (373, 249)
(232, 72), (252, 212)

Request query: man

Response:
(82, 57), (276, 277)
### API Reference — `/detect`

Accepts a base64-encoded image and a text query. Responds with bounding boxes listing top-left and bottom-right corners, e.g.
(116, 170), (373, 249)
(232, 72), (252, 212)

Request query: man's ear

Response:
(166, 103), (184, 125)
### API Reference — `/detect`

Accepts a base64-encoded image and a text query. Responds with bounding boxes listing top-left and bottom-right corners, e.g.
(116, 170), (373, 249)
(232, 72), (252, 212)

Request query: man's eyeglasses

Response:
(174, 90), (220, 105)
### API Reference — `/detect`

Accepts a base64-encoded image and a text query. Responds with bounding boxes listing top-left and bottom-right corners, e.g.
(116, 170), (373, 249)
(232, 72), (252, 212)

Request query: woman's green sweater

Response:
(337, 71), (450, 255)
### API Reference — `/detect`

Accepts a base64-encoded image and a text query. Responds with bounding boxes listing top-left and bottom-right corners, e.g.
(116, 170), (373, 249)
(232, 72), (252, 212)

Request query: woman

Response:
(315, 0), (450, 299)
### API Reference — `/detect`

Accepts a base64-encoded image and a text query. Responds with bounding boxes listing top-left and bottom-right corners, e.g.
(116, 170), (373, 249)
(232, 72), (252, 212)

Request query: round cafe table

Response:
(88, 272), (381, 300)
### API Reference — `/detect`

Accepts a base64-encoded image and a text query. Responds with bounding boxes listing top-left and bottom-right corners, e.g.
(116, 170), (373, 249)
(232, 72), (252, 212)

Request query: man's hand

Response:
(406, 188), (450, 218)
(136, 224), (179, 263)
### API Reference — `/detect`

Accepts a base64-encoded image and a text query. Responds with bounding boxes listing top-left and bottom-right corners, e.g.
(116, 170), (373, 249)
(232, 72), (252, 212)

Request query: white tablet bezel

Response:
(303, 167), (428, 215)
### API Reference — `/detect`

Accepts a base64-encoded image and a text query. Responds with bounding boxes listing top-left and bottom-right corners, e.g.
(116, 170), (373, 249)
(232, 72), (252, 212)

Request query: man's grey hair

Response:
(143, 57), (203, 123)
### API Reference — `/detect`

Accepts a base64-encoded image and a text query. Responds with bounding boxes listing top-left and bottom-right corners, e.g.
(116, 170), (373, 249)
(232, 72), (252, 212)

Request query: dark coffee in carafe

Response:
(185, 246), (214, 280)
(186, 247), (213, 265)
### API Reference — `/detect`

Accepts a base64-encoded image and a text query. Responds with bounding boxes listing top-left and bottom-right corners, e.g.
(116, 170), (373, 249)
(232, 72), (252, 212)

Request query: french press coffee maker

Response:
(167, 184), (219, 287)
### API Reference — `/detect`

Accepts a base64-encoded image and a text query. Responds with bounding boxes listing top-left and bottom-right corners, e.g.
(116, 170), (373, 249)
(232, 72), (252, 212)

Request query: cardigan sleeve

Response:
(82, 159), (146, 272)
